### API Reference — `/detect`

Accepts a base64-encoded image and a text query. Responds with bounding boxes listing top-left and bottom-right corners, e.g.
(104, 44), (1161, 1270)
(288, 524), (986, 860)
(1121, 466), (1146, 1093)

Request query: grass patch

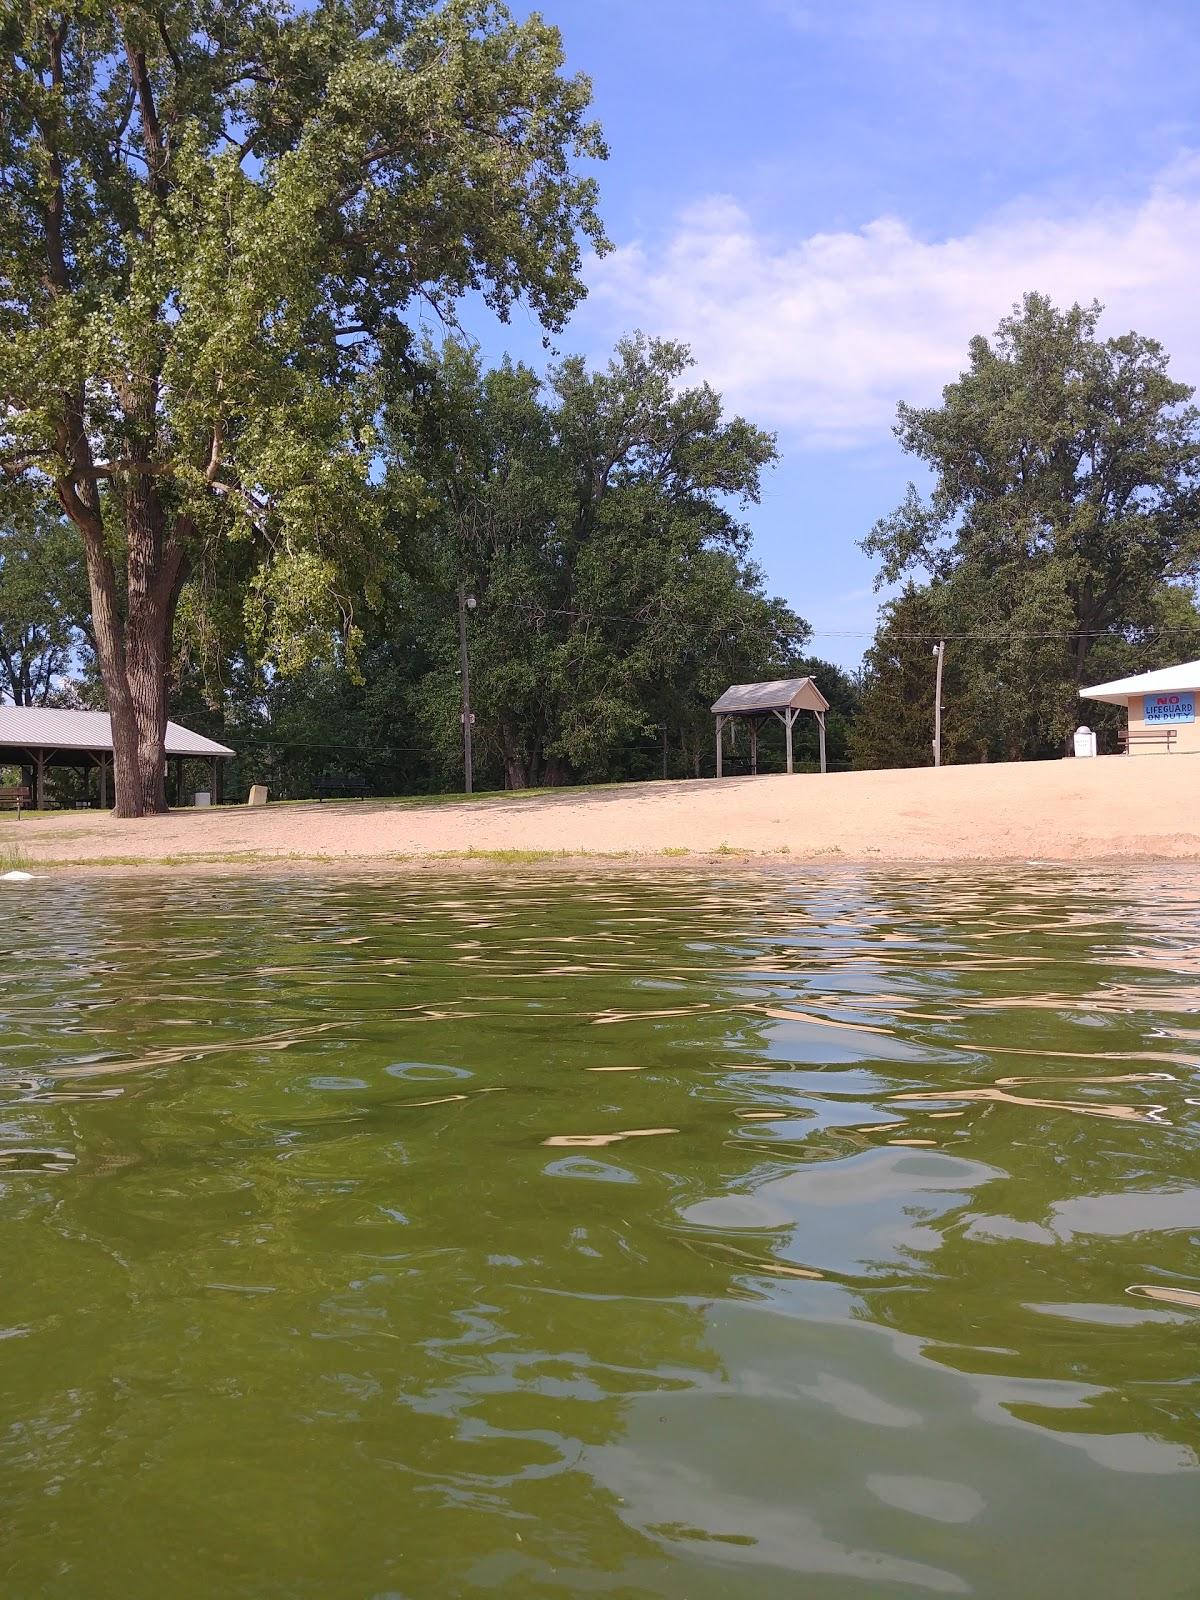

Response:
(0, 841), (30, 873)
(43, 849), (337, 869)
(445, 847), (633, 864)
(660, 846), (690, 857)
(210, 780), (632, 812)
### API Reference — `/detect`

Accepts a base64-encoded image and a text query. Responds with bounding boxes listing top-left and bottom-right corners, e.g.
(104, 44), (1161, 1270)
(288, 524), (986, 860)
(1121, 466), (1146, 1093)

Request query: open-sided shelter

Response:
(711, 677), (831, 776)
(1080, 660), (1200, 756)
(0, 706), (234, 807)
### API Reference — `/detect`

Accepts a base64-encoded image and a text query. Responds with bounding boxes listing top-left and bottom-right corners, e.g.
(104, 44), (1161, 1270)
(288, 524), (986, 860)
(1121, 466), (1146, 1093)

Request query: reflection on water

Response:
(1, 865), (1198, 1597)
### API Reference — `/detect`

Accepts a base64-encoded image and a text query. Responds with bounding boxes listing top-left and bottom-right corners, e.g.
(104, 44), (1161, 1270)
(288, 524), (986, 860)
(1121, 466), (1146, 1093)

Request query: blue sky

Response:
(469, 0), (1200, 668)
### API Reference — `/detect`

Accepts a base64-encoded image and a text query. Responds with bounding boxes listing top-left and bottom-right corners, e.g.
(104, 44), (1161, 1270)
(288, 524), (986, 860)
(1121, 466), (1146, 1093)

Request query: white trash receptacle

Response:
(248, 784), (269, 807)
(1073, 726), (1098, 759)
(193, 790), (212, 807)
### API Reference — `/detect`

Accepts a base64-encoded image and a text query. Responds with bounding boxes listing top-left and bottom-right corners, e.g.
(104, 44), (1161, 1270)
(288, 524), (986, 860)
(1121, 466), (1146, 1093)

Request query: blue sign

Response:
(1144, 692), (1195, 725)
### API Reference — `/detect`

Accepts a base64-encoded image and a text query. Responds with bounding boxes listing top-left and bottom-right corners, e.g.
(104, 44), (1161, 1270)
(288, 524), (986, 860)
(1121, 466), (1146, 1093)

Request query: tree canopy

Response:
(0, 504), (88, 706)
(384, 333), (807, 788)
(862, 295), (1200, 758)
(0, 0), (606, 811)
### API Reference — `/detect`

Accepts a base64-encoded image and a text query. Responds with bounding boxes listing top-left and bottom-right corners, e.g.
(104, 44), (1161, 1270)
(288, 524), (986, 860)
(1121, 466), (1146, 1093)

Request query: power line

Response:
(494, 597), (1200, 644)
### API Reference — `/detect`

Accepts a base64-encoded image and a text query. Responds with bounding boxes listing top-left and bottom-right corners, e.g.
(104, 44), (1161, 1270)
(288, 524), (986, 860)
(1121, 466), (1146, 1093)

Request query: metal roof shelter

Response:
(1079, 659), (1200, 707)
(0, 706), (233, 808)
(711, 677), (831, 777)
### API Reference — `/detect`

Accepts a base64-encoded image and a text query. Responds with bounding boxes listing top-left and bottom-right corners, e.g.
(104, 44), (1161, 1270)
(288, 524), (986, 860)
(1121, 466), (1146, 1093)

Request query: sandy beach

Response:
(4, 753), (1199, 869)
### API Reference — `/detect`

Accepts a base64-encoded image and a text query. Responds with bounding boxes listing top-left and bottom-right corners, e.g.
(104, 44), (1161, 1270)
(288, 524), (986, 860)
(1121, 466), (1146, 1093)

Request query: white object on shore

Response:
(1073, 725), (1098, 758)
(193, 791), (211, 807)
(248, 784), (268, 807)
(1, 870), (33, 882)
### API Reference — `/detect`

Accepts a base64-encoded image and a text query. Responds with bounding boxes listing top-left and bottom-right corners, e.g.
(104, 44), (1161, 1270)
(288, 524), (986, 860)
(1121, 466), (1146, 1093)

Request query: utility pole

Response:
(932, 639), (945, 767)
(457, 584), (476, 794)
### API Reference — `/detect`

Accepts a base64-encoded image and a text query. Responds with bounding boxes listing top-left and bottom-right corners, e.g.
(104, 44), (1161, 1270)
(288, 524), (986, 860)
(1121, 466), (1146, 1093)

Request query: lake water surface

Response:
(1, 868), (1198, 1597)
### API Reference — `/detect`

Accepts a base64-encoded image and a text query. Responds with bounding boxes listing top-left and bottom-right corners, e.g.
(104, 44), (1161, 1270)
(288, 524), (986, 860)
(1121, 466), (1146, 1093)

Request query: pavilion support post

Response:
(33, 751), (46, 810)
(750, 720), (758, 776)
(210, 757), (218, 805)
(99, 755), (109, 810)
(715, 715), (724, 778)
(817, 711), (827, 774)
(784, 709), (794, 775)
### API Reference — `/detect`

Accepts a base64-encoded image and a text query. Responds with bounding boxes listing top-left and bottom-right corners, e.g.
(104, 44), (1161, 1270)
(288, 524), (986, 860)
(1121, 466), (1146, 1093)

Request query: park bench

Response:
(1119, 728), (1178, 754)
(0, 785), (31, 817)
(315, 772), (367, 801)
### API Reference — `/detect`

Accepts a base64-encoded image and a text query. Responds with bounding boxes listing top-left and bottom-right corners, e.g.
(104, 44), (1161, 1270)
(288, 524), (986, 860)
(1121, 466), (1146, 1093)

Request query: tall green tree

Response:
(0, 0), (605, 813)
(851, 585), (940, 769)
(386, 334), (795, 788)
(863, 295), (1200, 757)
(0, 505), (88, 705)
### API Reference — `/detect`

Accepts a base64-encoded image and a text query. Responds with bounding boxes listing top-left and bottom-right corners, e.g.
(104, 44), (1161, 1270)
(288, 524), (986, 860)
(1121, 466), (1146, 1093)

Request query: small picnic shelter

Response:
(711, 677), (831, 776)
(0, 706), (234, 808)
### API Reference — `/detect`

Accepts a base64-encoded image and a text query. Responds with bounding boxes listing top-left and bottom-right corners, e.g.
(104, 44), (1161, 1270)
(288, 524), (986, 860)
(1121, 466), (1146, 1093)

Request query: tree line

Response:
(2, 3), (1198, 806)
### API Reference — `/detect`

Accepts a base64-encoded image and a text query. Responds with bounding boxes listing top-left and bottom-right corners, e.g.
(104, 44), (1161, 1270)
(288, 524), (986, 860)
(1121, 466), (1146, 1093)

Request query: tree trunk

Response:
(81, 525), (144, 817)
(500, 727), (528, 791)
(77, 485), (188, 817)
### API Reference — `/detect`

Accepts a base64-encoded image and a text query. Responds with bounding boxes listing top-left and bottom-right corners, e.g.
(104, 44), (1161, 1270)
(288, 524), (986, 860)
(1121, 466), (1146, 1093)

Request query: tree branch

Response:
(123, 35), (170, 203)
(210, 479), (269, 530)
(156, 13), (183, 77)
(204, 420), (223, 483)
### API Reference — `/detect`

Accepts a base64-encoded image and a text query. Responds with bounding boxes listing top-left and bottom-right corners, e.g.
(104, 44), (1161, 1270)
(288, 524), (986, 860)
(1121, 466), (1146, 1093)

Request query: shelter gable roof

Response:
(0, 705), (234, 757)
(1080, 659), (1200, 706)
(711, 677), (830, 714)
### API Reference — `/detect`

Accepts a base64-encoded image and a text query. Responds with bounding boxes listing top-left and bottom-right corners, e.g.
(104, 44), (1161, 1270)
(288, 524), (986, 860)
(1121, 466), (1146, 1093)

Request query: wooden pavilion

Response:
(0, 706), (234, 808)
(712, 677), (830, 776)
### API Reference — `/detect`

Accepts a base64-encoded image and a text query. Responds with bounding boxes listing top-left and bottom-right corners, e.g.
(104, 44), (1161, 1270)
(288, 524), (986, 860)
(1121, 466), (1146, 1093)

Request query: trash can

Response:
(193, 791), (212, 807)
(1073, 726), (1098, 758)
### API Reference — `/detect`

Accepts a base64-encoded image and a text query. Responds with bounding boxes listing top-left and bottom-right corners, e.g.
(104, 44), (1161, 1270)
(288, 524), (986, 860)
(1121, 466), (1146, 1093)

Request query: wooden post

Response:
(784, 709), (794, 775)
(715, 714), (723, 778)
(750, 720), (758, 776)
(33, 751), (46, 809)
(99, 754), (109, 809)
(933, 640), (945, 767)
(817, 711), (827, 774)
(457, 583), (474, 794)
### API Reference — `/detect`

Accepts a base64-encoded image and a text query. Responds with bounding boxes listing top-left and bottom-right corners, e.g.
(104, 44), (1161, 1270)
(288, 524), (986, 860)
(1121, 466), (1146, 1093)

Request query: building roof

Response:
(711, 677), (830, 715)
(0, 706), (233, 757)
(1079, 660), (1200, 707)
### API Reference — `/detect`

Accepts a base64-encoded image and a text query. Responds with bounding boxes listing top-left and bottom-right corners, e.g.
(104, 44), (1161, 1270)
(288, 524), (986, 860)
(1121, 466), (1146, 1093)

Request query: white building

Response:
(1080, 660), (1200, 755)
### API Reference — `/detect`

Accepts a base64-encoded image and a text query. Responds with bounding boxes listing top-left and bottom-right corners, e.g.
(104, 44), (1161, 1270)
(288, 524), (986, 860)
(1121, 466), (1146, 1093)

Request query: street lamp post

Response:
(457, 584), (477, 793)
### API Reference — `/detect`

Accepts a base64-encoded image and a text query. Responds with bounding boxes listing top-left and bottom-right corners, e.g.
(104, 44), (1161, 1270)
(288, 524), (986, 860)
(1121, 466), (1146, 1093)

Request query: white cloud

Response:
(585, 160), (1200, 448)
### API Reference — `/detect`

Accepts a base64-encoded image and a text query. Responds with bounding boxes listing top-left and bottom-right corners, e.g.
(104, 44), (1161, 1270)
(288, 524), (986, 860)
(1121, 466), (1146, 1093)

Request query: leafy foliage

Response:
(382, 334), (807, 788)
(0, 504), (89, 705)
(863, 295), (1200, 759)
(0, 0), (606, 810)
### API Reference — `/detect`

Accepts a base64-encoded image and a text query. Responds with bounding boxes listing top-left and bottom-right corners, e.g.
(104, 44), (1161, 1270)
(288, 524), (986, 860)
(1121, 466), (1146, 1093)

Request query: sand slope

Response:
(7, 754), (1200, 868)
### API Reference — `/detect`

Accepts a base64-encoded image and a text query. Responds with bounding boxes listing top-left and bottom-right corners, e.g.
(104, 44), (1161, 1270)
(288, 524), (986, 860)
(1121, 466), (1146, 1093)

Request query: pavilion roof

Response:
(711, 677), (830, 715)
(1080, 659), (1200, 707)
(0, 705), (233, 757)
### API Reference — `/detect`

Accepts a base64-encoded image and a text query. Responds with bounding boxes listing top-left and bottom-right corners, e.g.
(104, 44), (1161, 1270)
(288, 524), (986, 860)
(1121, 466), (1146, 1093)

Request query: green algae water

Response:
(1, 867), (1199, 1598)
